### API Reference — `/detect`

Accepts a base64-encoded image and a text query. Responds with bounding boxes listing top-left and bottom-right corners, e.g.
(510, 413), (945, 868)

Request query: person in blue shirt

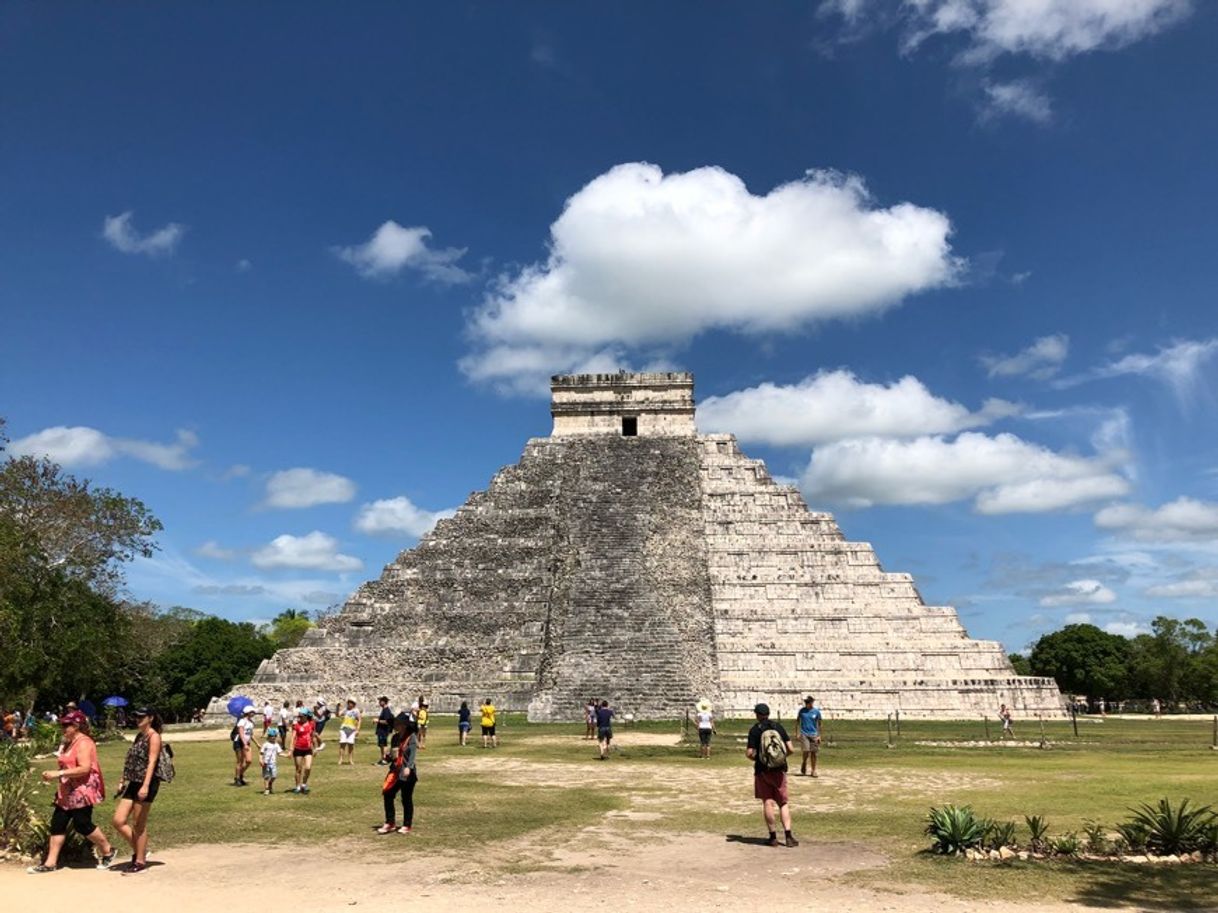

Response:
(795, 695), (823, 777)
(595, 700), (615, 760)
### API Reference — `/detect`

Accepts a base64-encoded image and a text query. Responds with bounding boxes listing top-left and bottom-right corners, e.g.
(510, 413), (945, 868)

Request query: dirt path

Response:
(1, 831), (1102, 913)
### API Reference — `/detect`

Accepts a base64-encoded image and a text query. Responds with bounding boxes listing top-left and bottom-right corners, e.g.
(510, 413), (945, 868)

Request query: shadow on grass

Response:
(725, 834), (774, 847)
(1068, 865), (1218, 911)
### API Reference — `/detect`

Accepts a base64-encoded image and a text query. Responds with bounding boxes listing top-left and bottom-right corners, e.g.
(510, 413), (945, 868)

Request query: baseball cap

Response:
(242, 705), (256, 715)
(753, 703), (770, 716)
(132, 707), (153, 718)
(60, 710), (88, 727)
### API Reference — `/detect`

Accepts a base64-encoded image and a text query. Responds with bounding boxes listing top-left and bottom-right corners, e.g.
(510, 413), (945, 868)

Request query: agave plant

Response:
(1025, 814), (1050, 853)
(926, 805), (987, 855)
(1115, 819), (1149, 853)
(1081, 820), (1109, 855)
(1052, 832), (1081, 857)
(1125, 799), (1217, 856)
(986, 820), (1019, 850)
(0, 743), (39, 850)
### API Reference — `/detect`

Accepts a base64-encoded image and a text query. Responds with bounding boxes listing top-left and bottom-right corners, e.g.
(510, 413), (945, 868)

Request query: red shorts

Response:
(754, 769), (789, 805)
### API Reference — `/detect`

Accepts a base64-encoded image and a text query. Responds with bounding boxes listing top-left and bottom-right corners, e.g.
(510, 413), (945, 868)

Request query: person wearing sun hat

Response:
(27, 710), (117, 874)
(290, 706), (319, 793)
(694, 699), (716, 759)
(233, 705), (259, 787)
(113, 708), (172, 875)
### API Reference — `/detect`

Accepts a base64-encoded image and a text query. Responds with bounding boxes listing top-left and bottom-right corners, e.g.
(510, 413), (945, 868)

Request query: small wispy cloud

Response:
(982, 80), (1052, 124)
(1057, 338), (1218, 404)
(9, 426), (199, 470)
(334, 220), (471, 283)
(979, 334), (1068, 380)
(102, 211), (185, 257)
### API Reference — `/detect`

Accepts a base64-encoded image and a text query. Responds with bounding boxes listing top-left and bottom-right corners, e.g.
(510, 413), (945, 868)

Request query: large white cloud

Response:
(354, 496), (457, 538)
(102, 211), (185, 256)
(1095, 497), (1218, 543)
(1039, 579), (1118, 607)
(263, 468), (357, 509)
(251, 531), (362, 572)
(698, 370), (1017, 447)
(461, 163), (962, 391)
(802, 431), (1130, 512)
(334, 220), (470, 283)
(9, 426), (199, 470)
(825, 0), (1192, 63)
(979, 334), (1069, 379)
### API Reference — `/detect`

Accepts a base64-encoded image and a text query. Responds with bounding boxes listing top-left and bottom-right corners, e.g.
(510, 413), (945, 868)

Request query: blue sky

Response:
(3, 1), (1216, 650)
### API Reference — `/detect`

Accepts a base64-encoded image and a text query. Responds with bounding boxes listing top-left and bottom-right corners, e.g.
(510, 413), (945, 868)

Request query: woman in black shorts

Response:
(113, 707), (170, 874)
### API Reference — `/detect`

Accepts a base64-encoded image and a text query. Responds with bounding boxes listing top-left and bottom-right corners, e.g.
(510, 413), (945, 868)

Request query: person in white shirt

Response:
(261, 700), (274, 735)
(233, 706), (259, 787)
(695, 702), (715, 758)
(260, 730), (282, 794)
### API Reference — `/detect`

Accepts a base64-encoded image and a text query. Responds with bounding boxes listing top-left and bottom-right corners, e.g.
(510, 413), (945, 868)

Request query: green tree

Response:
(1008, 653), (1032, 676)
(1028, 623), (1130, 698)
(151, 616), (276, 718)
(268, 608), (313, 649)
(0, 515), (134, 706)
(0, 446), (162, 594)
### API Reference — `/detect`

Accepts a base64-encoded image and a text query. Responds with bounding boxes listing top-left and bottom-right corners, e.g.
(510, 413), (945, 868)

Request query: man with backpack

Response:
(746, 703), (798, 847)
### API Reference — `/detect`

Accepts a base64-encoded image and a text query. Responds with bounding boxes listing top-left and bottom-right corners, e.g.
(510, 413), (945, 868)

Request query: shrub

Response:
(926, 804), (987, 855)
(0, 742), (39, 851)
(1025, 814), (1050, 853)
(1082, 820), (1109, 855)
(1051, 832), (1081, 857)
(985, 820), (1018, 850)
(1115, 819), (1149, 853)
(1125, 799), (1217, 856)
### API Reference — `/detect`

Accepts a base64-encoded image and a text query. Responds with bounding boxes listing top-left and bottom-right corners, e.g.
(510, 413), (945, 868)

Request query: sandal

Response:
(27, 864), (58, 874)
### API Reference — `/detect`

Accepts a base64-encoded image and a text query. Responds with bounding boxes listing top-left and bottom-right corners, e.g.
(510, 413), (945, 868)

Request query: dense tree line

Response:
(0, 419), (310, 718)
(1010, 618), (1218, 707)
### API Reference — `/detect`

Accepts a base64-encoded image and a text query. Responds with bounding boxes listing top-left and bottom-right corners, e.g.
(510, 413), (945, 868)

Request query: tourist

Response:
(999, 703), (1014, 739)
(261, 698), (274, 735)
(337, 698), (361, 765)
(596, 700), (615, 760)
(261, 728), (282, 794)
(377, 714), (418, 835)
(417, 701), (429, 748)
(233, 705), (259, 786)
(374, 696), (393, 764)
(290, 707), (318, 793)
(480, 698), (498, 748)
(584, 698), (596, 740)
(695, 700), (715, 759)
(113, 708), (172, 875)
(279, 699), (294, 737)
(796, 696), (822, 776)
(746, 703), (797, 848)
(457, 700), (471, 746)
(1152, 698), (1162, 719)
(28, 710), (117, 873)
(313, 698), (331, 750)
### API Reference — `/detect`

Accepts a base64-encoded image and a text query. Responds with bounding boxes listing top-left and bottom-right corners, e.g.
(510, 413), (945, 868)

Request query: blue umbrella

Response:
(79, 699), (97, 721)
(102, 696), (128, 708)
(226, 695), (255, 718)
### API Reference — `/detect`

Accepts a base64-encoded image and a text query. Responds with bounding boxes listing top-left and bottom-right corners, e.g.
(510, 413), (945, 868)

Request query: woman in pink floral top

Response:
(28, 710), (117, 874)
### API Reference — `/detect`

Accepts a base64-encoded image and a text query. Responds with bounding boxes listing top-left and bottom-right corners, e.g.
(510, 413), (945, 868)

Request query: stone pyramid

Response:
(214, 372), (1064, 720)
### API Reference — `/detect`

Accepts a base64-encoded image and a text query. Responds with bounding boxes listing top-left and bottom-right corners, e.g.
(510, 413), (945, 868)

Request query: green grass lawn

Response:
(43, 715), (1217, 909)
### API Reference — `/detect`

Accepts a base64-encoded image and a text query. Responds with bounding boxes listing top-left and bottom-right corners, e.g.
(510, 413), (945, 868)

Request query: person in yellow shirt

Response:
(480, 699), (498, 748)
(337, 699), (361, 766)
(417, 702), (429, 748)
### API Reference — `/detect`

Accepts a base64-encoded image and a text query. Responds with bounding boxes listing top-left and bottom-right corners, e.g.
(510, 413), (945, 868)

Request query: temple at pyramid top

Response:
(550, 370), (696, 437)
